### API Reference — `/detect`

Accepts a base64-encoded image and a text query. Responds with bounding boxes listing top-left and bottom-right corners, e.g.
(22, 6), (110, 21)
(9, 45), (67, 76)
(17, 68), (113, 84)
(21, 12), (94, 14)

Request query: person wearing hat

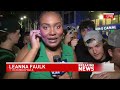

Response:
(0, 16), (21, 79)
(83, 30), (111, 62)
(91, 30), (120, 79)
(83, 30), (112, 79)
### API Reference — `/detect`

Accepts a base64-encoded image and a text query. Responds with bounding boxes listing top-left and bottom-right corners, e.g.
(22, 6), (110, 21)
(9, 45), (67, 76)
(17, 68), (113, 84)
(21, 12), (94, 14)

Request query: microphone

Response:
(53, 55), (61, 62)
(51, 55), (67, 78)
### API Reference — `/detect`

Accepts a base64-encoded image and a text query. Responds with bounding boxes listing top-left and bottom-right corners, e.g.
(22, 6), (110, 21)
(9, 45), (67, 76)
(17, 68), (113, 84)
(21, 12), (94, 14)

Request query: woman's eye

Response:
(57, 25), (61, 29)
(43, 26), (48, 30)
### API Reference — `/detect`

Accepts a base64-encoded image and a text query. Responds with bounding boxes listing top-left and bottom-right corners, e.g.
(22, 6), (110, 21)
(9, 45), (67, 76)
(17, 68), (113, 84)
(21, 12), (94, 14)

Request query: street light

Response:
(23, 16), (27, 19)
(99, 14), (103, 19)
(19, 15), (27, 28)
(20, 17), (24, 20)
(20, 15), (27, 20)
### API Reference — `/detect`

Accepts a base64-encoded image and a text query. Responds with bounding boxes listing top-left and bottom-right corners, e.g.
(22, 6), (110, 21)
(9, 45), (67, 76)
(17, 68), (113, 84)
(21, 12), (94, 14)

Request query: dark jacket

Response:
(0, 48), (15, 79)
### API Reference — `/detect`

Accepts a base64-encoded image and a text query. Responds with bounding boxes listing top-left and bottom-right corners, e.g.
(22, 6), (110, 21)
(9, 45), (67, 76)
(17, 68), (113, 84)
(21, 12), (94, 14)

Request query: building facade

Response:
(62, 11), (120, 39)
(91, 11), (120, 39)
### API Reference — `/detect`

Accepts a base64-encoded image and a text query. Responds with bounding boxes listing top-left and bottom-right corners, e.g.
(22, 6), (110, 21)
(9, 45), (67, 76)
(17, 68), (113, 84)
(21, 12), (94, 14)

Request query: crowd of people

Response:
(0, 11), (120, 79)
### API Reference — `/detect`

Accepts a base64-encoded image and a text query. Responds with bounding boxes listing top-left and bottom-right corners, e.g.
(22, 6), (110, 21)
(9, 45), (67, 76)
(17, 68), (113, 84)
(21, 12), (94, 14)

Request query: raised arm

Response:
(4, 30), (41, 79)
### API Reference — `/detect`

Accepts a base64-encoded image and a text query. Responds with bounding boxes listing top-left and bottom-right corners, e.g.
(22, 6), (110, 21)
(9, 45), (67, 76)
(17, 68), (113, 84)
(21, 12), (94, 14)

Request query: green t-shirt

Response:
(28, 41), (74, 79)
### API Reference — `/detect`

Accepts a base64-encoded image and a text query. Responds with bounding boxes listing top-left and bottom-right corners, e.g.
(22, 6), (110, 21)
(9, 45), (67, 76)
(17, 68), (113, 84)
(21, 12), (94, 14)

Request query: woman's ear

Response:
(108, 49), (113, 57)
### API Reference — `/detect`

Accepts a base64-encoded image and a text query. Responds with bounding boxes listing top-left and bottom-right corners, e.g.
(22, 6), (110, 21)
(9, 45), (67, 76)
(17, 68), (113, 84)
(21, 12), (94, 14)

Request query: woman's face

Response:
(39, 12), (63, 48)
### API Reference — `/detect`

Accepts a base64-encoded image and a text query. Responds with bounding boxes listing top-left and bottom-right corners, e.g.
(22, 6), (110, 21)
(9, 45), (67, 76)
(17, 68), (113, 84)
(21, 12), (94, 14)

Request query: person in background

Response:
(23, 31), (30, 45)
(64, 20), (96, 79)
(83, 30), (112, 79)
(83, 31), (110, 63)
(4, 11), (79, 79)
(64, 27), (79, 50)
(75, 20), (96, 79)
(0, 15), (21, 79)
(75, 20), (96, 62)
(91, 30), (120, 79)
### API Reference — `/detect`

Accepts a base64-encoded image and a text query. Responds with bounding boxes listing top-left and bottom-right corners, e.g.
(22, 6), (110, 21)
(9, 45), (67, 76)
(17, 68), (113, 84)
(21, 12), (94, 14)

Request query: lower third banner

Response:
(6, 62), (114, 72)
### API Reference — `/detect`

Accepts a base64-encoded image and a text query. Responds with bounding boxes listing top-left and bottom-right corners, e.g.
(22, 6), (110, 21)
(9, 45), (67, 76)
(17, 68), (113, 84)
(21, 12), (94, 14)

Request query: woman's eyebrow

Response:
(40, 22), (62, 27)
(40, 23), (50, 26)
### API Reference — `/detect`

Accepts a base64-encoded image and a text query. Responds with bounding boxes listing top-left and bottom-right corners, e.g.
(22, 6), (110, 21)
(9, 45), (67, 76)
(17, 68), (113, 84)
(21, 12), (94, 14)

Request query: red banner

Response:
(6, 62), (114, 72)
(103, 13), (114, 19)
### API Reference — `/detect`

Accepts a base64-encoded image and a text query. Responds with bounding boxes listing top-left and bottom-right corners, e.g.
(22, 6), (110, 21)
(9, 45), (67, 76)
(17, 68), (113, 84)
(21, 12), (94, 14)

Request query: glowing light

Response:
(23, 16), (27, 19)
(99, 14), (103, 19)
(113, 18), (116, 20)
(20, 17), (23, 20)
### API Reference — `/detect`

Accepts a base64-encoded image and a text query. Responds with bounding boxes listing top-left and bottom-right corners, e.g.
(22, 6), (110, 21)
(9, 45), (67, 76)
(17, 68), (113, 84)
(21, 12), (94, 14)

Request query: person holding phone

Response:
(4, 11), (79, 79)
(64, 29), (79, 50)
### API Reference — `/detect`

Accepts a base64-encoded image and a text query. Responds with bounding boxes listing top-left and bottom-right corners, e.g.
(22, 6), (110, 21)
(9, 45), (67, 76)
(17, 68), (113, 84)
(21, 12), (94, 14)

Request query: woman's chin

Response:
(48, 44), (58, 48)
(47, 42), (60, 48)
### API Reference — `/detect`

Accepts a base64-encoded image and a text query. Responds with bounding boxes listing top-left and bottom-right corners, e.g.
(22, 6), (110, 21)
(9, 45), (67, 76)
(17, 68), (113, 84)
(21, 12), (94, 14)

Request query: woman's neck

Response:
(45, 42), (62, 51)
(45, 44), (62, 62)
(46, 45), (62, 55)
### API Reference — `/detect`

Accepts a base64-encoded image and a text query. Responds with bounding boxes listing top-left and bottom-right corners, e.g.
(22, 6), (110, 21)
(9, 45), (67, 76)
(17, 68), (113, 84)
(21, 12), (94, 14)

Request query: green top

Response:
(28, 41), (74, 79)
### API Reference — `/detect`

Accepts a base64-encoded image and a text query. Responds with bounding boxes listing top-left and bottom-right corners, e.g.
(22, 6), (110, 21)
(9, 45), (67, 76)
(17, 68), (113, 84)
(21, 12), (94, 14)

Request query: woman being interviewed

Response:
(4, 11), (79, 79)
